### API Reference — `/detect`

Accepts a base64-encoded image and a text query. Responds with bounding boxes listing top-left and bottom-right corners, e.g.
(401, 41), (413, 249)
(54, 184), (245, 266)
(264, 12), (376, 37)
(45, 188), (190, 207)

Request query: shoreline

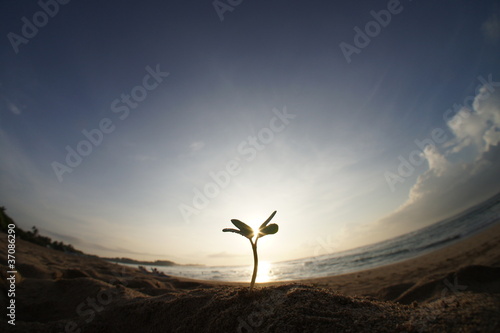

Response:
(264, 220), (500, 295)
(120, 219), (500, 285)
(169, 220), (500, 290)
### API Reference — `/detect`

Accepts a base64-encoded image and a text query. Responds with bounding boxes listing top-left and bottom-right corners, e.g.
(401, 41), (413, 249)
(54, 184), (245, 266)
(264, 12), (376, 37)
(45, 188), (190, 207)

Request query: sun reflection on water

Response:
(256, 261), (273, 283)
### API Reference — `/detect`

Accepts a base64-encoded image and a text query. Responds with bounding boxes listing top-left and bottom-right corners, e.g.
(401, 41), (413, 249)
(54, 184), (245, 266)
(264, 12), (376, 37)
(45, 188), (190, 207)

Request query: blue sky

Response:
(1, 0), (500, 266)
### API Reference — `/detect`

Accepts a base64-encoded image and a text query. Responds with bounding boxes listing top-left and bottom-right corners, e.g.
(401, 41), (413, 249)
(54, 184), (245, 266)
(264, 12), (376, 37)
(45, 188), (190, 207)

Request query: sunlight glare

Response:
(256, 261), (273, 283)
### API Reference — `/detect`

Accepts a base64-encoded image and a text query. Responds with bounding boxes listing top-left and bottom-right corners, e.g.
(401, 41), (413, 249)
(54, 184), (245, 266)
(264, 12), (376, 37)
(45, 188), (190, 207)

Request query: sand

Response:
(1, 222), (499, 332)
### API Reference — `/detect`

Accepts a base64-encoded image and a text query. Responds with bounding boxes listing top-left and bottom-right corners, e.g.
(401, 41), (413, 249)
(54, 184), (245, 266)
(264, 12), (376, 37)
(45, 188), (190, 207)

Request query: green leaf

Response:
(223, 228), (253, 239)
(222, 228), (242, 235)
(258, 223), (278, 238)
(230, 219), (254, 238)
(259, 211), (277, 230)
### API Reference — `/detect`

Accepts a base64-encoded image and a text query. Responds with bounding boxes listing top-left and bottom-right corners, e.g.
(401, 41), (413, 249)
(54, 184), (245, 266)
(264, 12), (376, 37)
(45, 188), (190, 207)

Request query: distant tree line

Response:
(0, 206), (83, 255)
(104, 257), (176, 266)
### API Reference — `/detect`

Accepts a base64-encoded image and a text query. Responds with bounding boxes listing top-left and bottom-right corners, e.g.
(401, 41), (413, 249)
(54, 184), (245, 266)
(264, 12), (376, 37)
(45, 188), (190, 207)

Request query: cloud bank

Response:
(377, 79), (500, 236)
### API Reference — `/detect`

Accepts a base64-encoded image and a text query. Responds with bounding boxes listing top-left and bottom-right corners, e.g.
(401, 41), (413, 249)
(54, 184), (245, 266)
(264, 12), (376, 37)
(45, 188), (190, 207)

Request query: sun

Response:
(256, 261), (272, 283)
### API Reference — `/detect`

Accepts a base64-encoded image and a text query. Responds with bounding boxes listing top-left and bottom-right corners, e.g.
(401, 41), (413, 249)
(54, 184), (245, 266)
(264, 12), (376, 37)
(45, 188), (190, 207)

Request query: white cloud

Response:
(373, 81), (500, 238)
(447, 109), (486, 153)
(189, 141), (206, 152)
(482, 14), (500, 44)
(206, 251), (246, 258)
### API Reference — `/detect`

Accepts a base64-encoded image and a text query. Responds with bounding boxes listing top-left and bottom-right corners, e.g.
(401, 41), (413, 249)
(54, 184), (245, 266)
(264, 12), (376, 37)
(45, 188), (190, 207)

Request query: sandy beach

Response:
(1, 221), (499, 332)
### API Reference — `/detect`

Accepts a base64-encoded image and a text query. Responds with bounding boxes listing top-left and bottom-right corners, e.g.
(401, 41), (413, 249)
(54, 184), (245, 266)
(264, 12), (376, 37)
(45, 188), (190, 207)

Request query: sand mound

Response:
(396, 265), (500, 304)
(4, 284), (500, 333)
(376, 282), (415, 301)
(82, 285), (417, 332)
(17, 277), (148, 322)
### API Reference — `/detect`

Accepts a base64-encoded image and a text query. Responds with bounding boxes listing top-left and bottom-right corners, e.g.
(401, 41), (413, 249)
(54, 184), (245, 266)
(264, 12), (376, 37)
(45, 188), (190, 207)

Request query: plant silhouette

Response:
(223, 210), (279, 291)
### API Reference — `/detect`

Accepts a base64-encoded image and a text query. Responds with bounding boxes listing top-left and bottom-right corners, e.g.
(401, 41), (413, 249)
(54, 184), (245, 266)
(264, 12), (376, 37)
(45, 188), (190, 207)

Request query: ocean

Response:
(129, 193), (500, 282)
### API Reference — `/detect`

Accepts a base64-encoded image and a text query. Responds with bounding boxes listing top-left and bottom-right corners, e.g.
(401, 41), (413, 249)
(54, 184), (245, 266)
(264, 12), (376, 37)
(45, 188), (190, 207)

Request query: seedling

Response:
(223, 210), (279, 291)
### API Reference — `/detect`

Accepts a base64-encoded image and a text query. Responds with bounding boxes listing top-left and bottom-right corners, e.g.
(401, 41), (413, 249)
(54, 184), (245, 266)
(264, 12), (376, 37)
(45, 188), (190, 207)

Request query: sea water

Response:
(133, 193), (500, 282)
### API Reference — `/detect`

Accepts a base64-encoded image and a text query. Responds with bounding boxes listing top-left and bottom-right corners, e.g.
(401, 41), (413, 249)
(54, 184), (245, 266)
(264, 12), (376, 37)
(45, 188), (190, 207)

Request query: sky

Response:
(1, 0), (500, 266)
